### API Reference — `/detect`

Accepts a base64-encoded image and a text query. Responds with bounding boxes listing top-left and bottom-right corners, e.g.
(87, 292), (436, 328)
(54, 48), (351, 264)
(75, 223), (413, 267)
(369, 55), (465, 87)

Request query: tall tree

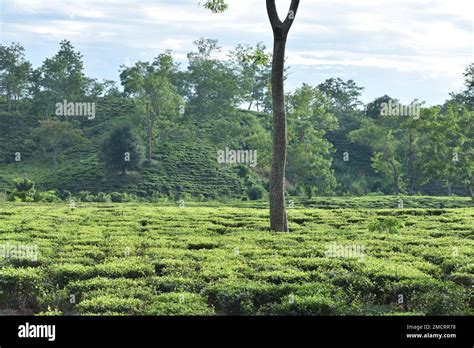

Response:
(120, 52), (182, 162)
(34, 40), (87, 117)
(365, 96), (424, 195)
(229, 43), (271, 111)
(448, 65), (474, 199)
(287, 84), (338, 197)
(318, 78), (364, 127)
(266, 0), (300, 231)
(185, 38), (239, 127)
(0, 43), (31, 112)
(349, 117), (404, 194)
(202, 0), (300, 231)
(318, 78), (369, 195)
(418, 105), (473, 197)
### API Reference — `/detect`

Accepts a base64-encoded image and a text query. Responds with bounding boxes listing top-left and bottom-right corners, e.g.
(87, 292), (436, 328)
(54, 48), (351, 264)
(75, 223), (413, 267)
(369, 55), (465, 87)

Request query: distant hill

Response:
(0, 98), (264, 200)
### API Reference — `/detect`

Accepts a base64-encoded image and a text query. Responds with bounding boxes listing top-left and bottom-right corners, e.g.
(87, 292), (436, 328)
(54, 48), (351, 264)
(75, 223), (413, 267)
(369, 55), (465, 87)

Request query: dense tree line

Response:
(0, 41), (472, 199)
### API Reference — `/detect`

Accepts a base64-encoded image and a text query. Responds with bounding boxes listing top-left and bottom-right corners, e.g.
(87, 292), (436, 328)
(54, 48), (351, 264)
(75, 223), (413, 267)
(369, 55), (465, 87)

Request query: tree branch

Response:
(266, 0), (283, 30)
(283, 0), (300, 33)
(266, 0), (300, 38)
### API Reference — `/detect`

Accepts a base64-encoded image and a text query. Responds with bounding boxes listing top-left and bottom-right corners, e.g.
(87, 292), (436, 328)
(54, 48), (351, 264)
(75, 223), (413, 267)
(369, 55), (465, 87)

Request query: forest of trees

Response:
(0, 40), (473, 200)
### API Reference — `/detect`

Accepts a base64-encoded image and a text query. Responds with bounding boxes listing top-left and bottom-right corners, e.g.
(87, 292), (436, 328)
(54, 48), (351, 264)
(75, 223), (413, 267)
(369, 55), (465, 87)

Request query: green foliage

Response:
(229, 43), (272, 111)
(77, 296), (143, 315)
(49, 264), (96, 287)
(202, 0), (228, 13)
(185, 38), (239, 128)
(0, 41), (473, 199)
(368, 217), (404, 234)
(349, 117), (404, 194)
(0, 199), (472, 315)
(31, 119), (88, 170)
(110, 192), (133, 202)
(247, 185), (265, 201)
(0, 267), (42, 311)
(9, 178), (36, 202)
(418, 104), (473, 196)
(31, 40), (87, 117)
(101, 125), (142, 174)
(0, 42), (31, 112)
(143, 293), (214, 315)
(34, 190), (60, 203)
(450, 63), (474, 109)
(287, 84), (338, 196)
(95, 258), (154, 279)
(120, 51), (183, 162)
(260, 293), (338, 315)
(7, 178), (60, 202)
(349, 95), (473, 196)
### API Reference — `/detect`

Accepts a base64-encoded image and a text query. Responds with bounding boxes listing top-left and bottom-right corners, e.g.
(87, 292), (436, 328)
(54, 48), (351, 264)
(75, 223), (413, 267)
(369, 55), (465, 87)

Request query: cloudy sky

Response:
(1, 0), (472, 105)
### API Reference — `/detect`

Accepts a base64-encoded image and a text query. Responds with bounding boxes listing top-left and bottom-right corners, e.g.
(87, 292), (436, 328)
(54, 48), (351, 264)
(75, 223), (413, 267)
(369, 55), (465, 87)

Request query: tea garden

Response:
(0, 196), (472, 316)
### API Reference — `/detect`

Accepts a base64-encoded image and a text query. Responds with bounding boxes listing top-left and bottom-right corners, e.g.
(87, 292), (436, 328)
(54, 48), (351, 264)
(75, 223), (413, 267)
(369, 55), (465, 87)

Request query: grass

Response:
(0, 196), (472, 316)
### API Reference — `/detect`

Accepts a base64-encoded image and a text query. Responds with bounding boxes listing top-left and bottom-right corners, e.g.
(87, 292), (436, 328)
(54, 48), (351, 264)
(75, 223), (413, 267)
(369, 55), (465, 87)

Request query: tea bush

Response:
(0, 197), (472, 316)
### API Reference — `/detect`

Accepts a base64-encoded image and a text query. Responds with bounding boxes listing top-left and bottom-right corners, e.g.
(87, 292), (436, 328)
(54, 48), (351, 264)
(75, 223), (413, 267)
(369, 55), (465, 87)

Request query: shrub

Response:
(143, 293), (214, 316)
(82, 286), (154, 303)
(247, 185), (264, 200)
(0, 267), (42, 311)
(259, 294), (338, 315)
(368, 217), (404, 234)
(150, 275), (200, 293)
(407, 282), (471, 315)
(95, 192), (111, 203)
(77, 296), (143, 315)
(95, 258), (154, 279)
(58, 190), (71, 201)
(75, 191), (116, 203)
(77, 191), (94, 202)
(9, 178), (36, 202)
(110, 192), (132, 203)
(49, 264), (96, 287)
(205, 280), (284, 315)
(37, 288), (73, 314)
(101, 125), (142, 175)
(1, 200), (472, 316)
(34, 190), (60, 203)
(66, 277), (148, 303)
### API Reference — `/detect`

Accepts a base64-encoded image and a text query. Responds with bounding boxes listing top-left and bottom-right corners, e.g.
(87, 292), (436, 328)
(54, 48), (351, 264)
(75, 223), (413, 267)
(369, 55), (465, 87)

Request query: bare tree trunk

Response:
(266, 0), (299, 232)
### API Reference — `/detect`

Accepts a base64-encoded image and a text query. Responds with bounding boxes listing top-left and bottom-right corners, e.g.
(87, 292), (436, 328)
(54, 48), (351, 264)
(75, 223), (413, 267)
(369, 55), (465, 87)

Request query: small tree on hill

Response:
(120, 52), (182, 163)
(32, 119), (87, 171)
(101, 126), (142, 174)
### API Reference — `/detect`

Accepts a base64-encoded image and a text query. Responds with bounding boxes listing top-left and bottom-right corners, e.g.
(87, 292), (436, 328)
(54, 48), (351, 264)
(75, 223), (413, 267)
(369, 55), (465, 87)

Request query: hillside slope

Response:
(0, 99), (263, 199)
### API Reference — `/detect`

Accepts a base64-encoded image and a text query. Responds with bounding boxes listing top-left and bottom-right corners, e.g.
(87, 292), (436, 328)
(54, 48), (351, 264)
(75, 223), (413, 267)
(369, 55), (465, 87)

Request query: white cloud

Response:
(1, 0), (472, 104)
